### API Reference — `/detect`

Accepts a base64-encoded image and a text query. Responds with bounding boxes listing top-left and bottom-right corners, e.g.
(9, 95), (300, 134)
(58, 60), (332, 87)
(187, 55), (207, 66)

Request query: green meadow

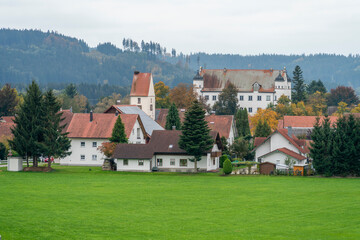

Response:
(0, 166), (359, 240)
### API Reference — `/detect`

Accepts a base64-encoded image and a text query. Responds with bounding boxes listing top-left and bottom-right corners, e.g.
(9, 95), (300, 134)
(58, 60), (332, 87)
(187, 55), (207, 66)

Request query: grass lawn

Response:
(0, 166), (359, 240)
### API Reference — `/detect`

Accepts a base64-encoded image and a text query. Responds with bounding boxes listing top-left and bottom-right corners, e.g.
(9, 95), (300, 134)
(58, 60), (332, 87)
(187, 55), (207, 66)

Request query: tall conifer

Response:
(165, 103), (181, 130)
(109, 115), (128, 143)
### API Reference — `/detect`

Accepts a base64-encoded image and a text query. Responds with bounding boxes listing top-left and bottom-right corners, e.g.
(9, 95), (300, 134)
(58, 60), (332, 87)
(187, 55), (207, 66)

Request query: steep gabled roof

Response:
(259, 147), (306, 161)
(155, 108), (186, 128)
(105, 105), (163, 136)
(254, 137), (266, 147)
(67, 113), (138, 139)
(200, 69), (289, 92)
(205, 114), (233, 139)
(0, 116), (15, 138)
(130, 72), (152, 97)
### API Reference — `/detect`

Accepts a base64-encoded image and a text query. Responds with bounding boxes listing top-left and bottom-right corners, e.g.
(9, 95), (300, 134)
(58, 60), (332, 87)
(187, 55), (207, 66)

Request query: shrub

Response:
(223, 159), (232, 175)
(219, 155), (229, 168)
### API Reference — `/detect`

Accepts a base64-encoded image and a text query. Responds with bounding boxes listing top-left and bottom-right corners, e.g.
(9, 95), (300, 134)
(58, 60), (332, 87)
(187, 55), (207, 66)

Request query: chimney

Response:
(90, 110), (93, 122)
(287, 126), (293, 138)
(134, 71), (140, 75)
(172, 126), (176, 130)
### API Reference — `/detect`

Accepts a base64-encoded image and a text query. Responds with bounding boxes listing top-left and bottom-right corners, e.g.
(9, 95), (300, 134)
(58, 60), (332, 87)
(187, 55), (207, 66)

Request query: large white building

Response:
(193, 68), (292, 114)
(129, 71), (156, 120)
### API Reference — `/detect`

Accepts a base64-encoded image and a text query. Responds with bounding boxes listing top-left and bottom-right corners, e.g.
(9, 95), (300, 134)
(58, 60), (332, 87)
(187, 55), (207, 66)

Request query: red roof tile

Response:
(60, 110), (74, 133)
(0, 116), (15, 138)
(205, 114), (233, 139)
(67, 113), (138, 139)
(155, 108), (186, 128)
(254, 137), (266, 147)
(259, 147), (306, 161)
(130, 72), (152, 97)
(282, 116), (338, 128)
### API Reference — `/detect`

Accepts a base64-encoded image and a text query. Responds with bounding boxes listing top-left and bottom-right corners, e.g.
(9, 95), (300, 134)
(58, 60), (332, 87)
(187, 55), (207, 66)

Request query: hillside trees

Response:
(179, 100), (213, 172)
(212, 83), (238, 115)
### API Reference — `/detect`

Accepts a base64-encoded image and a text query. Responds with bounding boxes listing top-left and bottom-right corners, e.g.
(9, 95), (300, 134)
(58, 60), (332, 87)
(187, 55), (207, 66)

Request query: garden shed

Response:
(259, 162), (276, 175)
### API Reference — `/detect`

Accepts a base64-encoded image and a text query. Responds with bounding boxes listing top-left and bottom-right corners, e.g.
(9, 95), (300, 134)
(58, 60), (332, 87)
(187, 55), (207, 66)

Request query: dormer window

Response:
(253, 82), (260, 91)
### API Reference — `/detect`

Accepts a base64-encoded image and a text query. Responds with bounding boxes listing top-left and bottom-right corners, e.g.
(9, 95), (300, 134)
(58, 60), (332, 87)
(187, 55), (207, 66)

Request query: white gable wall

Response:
(270, 132), (300, 154)
(116, 159), (151, 172)
(128, 119), (146, 144)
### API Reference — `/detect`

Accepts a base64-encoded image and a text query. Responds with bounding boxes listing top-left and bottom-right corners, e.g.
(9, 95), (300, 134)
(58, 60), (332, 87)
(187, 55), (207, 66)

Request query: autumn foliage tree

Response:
(169, 83), (196, 109)
(327, 86), (359, 106)
(250, 108), (278, 134)
(154, 81), (170, 108)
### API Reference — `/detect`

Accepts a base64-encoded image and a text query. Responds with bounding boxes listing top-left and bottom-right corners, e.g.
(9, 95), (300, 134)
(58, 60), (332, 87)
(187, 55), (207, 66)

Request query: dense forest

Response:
(1, 28), (360, 100)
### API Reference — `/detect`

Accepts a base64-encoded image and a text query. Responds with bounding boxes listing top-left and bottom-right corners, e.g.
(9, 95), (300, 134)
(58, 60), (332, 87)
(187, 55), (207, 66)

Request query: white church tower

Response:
(130, 71), (156, 120)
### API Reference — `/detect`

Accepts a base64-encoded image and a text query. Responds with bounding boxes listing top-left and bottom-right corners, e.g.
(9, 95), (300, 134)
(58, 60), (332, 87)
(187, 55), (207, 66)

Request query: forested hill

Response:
(0, 29), (194, 89)
(165, 53), (360, 91)
(1, 29), (360, 94)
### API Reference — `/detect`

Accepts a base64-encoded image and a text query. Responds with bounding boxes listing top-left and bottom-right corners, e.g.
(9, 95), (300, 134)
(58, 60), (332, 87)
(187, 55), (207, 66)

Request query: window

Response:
(157, 158), (163, 166)
(239, 95), (244, 101)
(123, 159), (128, 166)
(212, 95), (217, 101)
(266, 95), (271, 101)
(80, 155), (85, 161)
(138, 160), (144, 166)
(150, 98), (152, 103)
(257, 96), (262, 101)
(92, 155), (97, 161)
(205, 95), (209, 100)
(213, 158), (216, 165)
(137, 128), (141, 139)
(138, 98), (141, 104)
(150, 104), (153, 111)
(81, 142), (85, 148)
(180, 159), (187, 167)
(92, 142), (97, 148)
(274, 96), (277, 101)
(253, 82), (260, 91)
(248, 107), (253, 113)
(248, 96), (253, 101)
(170, 159), (175, 166)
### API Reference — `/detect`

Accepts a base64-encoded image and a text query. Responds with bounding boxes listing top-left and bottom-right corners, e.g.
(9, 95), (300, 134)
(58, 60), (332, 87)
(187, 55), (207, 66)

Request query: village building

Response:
(129, 71), (156, 120)
(253, 128), (310, 166)
(193, 68), (292, 114)
(60, 112), (147, 166)
(113, 130), (222, 172)
(104, 105), (163, 139)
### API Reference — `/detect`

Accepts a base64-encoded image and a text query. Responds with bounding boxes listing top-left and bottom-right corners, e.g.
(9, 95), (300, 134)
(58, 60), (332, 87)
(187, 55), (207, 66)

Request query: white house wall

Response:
(128, 119), (146, 144)
(270, 133), (300, 154)
(61, 138), (106, 166)
(116, 159), (151, 172)
(261, 152), (305, 165)
(255, 139), (271, 162)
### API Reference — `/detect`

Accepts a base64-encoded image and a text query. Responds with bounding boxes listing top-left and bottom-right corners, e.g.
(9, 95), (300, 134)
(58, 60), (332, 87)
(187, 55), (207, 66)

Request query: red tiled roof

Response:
(130, 72), (151, 97)
(0, 116), (15, 138)
(67, 113), (138, 139)
(205, 114), (233, 139)
(282, 116), (338, 128)
(254, 137), (266, 147)
(278, 129), (308, 154)
(60, 110), (74, 133)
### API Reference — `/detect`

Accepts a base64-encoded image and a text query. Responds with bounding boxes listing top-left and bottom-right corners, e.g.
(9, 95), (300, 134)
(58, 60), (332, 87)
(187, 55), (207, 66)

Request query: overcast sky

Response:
(1, 0), (359, 55)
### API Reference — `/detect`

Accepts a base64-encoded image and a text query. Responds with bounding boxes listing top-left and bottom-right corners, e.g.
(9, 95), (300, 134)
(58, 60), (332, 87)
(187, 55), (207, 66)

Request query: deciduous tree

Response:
(212, 83), (238, 115)
(327, 86), (359, 106)
(154, 81), (170, 109)
(0, 84), (20, 117)
(169, 83), (195, 109)
(250, 108), (278, 134)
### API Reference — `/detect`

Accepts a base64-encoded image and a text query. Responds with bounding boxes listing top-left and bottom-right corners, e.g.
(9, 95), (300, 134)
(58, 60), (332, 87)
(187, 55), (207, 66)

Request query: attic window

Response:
(254, 83), (260, 91)
(169, 144), (173, 148)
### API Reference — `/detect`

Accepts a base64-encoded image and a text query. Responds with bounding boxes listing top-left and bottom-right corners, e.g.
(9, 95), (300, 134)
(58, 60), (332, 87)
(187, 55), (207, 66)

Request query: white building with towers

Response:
(193, 67), (292, 114)
(130, 71), (156, 120)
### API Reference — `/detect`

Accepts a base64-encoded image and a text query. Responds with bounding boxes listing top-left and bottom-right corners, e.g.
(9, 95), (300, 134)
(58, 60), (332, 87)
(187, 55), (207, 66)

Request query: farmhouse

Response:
(253, 128), (309, 166)
(113, 130), (222, 172)
(193, 68), (292, 114)
(129, 71), (156, 120)
(60, 112), (147, 166)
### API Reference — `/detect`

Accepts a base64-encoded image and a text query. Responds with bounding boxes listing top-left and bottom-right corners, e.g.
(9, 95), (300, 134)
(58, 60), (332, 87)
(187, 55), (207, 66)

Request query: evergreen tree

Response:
(179, 100), (213, 172)
(165, 103), (181, 130)
(223, 158), (232, 175)
(307, 79), (327, 95)
(10, 81), (46, 167)
(65, 83), (77, 98)
(292, 65), (306, 103)
(254, 119), (271, 137)
(109, 115), (128, 143)
(230, 138), (250, 160)
(42, 90), (71, 167)
(310, 116), (333, 176)
(235, 108), (251, 138)
(212, 83), (238, 115)
(0, 142), (7, 160)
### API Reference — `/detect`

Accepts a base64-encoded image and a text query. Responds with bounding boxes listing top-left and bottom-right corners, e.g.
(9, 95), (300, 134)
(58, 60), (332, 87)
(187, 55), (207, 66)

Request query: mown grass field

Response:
(0, 165), (359, 240)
